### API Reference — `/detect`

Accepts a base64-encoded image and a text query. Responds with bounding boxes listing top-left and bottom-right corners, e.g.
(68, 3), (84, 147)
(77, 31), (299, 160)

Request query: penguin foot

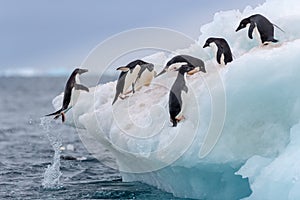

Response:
(144, 82), (151, 87)
(61, 112), (65, 123)
(123, 90), (133, 95)
(120, 95), (129, 100)
(176, 115), (185, 122)
(187, 68), (199, 75)
(53, 112), (66, 123)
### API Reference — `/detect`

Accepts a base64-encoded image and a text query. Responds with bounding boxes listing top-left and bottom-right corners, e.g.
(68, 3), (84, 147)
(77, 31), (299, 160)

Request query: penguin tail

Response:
(45, 108), (63, 117)
(112, 95), (119, 105)
(170, 117), (177, 127)
(273, 24), (285, 33)
(272, 39), (279, 43)
(172, 121), (177, 127)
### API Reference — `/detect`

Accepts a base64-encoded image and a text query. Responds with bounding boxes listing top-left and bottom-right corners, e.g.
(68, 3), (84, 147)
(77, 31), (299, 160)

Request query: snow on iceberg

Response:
(51, 0), (300, 199)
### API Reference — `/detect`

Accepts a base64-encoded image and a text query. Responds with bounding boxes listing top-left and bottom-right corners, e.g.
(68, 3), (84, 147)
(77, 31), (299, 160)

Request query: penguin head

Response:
(74, 68), (88, 75)
(203, 38), (216, 48)
(155, 63), (180, 78)
(236, 18), (250, 32)
(167, 62), (188, 72)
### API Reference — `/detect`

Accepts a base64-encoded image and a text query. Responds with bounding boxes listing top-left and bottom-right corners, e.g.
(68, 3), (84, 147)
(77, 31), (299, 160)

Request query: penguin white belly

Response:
(220, 53), (225, 65)
(176, 74), (189, 120)
(175, 89), (189, 120)
(253, 25), (261, 42)
(123, 65), (141, 94)
(70, 76), (81, 107)
(135, 70), (155, 90)
(70, 88), (77, 107)
(209, 42), (219, 63)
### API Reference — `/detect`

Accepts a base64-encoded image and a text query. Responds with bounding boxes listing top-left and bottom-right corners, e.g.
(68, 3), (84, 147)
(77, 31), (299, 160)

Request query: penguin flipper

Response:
(216, 49), (222, 64)
(224, 52), (233, 65)
(146, 63), (154, 71)
(183, 85), (188, 93)
(112, 94), (119, 105)
(75, 83), (89, 92)
(248, 22), (255, 39)
(132, 83), (135, 94)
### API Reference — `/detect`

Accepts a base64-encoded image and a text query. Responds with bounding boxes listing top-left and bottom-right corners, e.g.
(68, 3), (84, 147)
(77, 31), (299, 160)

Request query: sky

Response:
(0, 0), (265, 76)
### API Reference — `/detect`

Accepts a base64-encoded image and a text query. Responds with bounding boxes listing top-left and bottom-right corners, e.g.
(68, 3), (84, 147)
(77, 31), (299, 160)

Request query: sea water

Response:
(0, 77), (179, 199)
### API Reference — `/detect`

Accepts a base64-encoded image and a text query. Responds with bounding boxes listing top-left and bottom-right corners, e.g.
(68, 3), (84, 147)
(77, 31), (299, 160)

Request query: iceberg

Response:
(51, 0), (300, 199)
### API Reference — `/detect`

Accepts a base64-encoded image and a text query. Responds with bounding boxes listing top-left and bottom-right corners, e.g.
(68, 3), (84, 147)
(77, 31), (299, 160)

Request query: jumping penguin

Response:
(236, 14), (279, 45)
(169, 65), (195, 127)
(112, 59), (153, 105)
(203, 37), (233, 65)
(46, 68), (89, 122)
(156, 55), (206, 77)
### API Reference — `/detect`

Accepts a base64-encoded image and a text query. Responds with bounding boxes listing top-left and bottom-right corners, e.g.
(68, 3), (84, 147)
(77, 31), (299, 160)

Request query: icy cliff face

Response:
(52, 0), (300, 199)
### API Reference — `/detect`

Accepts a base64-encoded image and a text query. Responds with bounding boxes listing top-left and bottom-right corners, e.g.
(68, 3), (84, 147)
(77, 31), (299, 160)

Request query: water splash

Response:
(40, 117), (63, 189)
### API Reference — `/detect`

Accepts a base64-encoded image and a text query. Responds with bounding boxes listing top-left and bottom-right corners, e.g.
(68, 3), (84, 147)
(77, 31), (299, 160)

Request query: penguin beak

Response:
(117, 67), (130, 72)
(155, 69), (167, 78)
(78, 69), (88, 74)
(236, 26), (242, 32)
(203, 43), (209, 48)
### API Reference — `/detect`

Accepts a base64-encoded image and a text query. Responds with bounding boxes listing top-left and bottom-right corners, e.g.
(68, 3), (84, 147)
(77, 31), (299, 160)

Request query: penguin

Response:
(46, 68), (89, 122)
(203, 37), (233, 65)
(169, 65), (195, 127)
(134, 62), (156, 91)
(156, 55), (206, 77)
(236, 14), (278, 45)
(112, 59), (151, 105)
